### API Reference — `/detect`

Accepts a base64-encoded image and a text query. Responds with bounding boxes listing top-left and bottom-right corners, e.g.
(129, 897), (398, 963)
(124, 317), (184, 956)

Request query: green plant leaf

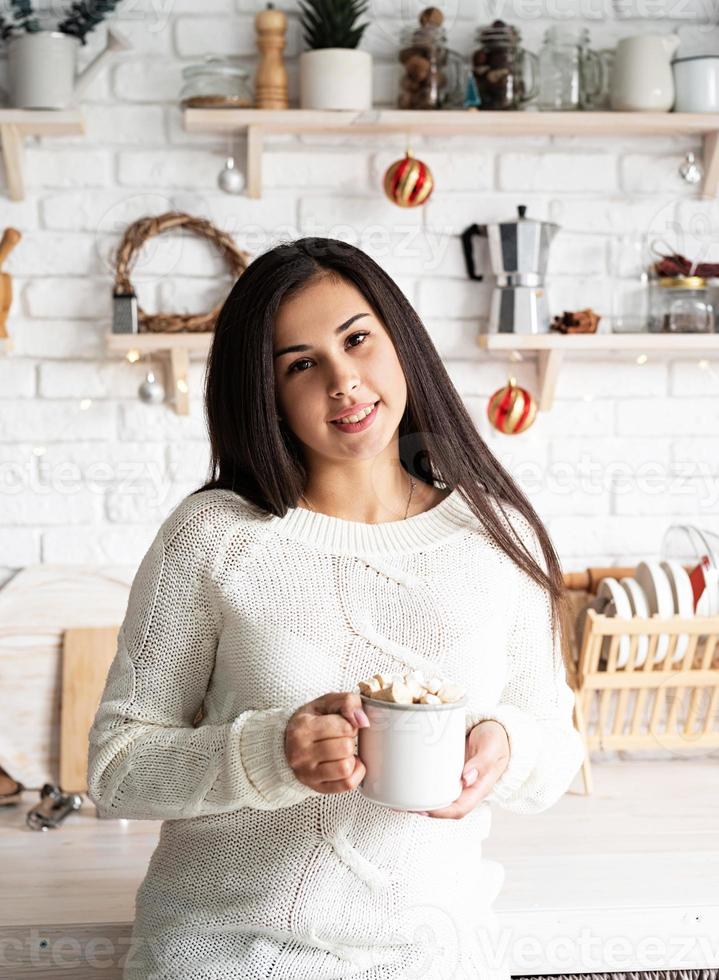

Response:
(298, 0), (371, 48)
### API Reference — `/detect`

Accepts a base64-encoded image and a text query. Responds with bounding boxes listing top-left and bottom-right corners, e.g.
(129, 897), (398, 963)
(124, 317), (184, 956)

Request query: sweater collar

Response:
(263, 486), (474, 556)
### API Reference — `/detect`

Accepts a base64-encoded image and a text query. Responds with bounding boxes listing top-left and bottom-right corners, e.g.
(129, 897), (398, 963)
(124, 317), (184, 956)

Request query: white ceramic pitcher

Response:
(610, 33), (680, 112)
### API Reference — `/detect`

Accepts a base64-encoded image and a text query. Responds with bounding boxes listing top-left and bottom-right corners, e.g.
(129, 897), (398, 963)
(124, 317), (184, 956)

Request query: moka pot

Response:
(461, 204), (559, 334)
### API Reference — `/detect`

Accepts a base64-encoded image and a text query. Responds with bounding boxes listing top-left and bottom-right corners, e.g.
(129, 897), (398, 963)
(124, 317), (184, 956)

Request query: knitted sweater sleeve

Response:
(87, 510), (323, 821)
(465, 517), (585, 815)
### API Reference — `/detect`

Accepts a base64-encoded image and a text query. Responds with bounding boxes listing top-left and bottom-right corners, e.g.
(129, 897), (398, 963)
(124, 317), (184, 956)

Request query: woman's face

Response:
(273, 274), (408, 464)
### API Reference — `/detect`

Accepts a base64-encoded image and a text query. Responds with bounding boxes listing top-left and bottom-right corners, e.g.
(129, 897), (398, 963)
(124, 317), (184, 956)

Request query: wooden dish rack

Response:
(563, 567), (719, 795)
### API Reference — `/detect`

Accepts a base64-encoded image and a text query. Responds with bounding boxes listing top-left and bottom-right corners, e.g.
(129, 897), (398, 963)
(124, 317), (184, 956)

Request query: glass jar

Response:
(471, 20), (539, 110)
(707, 278), (719, 331)
(648, 276), (715, 333)
(608, 234), (650, 333)
(537, 25), (603, 111)
(180, 57), (254, 108)
(398, 22), (465, 109)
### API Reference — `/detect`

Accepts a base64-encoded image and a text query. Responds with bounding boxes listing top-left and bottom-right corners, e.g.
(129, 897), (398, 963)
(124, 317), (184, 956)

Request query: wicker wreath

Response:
(113, 211), (250, 333)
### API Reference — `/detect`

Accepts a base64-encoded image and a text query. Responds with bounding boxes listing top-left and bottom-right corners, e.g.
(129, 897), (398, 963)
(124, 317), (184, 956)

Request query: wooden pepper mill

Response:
(254, 2), (289, 109)
(0, 227), (21, 348)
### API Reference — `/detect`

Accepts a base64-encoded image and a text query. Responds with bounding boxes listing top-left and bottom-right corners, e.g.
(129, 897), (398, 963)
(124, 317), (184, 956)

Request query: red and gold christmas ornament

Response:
(383, 150), (434, 208)
(487, 376), (537, 434)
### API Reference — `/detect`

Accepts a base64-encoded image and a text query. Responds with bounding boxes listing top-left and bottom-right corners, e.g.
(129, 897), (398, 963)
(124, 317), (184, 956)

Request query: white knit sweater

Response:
(87, 485), (585, 980)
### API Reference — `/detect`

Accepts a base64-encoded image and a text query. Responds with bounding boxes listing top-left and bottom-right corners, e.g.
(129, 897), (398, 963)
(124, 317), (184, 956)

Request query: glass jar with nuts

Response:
(398, 6), (466, 110)
(472, 19), (539, 110)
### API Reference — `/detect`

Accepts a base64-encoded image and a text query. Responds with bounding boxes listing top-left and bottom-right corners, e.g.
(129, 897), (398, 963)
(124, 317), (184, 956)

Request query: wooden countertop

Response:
(2, 758), (717, 977)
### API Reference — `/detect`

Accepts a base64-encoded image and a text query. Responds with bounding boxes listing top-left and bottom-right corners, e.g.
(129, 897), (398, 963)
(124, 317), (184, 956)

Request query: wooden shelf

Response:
(106, 332), (212, 354)
(0, 109), (85, 201)
(477, 332), (719, 351)
(183, 108), (719, 199)
(477, 330), (719, 410)
(106, 332), (213, 415)
(107, 329), (719, 415)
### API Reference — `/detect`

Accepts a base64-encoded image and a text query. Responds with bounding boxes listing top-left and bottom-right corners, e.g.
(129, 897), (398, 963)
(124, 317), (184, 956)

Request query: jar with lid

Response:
(180, 57), (254, 108)
(537, 25), (604, 111)
(471, 20), (539, 110)
(398, 7), (465, 109)
(648, 276), (715, 333)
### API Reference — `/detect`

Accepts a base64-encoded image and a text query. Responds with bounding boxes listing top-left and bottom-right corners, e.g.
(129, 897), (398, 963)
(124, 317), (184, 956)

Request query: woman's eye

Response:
(287, 332), (369, 374)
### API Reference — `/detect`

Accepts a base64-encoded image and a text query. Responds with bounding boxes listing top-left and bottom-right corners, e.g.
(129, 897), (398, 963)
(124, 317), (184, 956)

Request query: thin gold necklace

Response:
(300, 473), (417, 520)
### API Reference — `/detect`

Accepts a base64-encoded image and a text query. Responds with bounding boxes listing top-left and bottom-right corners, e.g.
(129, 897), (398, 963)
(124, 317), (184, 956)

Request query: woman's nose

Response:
(327, 367), (361, 398)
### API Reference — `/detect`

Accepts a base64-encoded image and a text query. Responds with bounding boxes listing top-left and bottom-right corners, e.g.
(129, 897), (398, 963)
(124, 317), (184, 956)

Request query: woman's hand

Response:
(418, 720), (510, 820)
(284, 691), (369, 794)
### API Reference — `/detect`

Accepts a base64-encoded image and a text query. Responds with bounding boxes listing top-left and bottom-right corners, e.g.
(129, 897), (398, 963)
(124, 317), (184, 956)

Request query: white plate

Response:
(659, 559), (693, 663)
(634, 561), (674, 664)
(618, 577), (650, 667)
(596, 577), (633, 668)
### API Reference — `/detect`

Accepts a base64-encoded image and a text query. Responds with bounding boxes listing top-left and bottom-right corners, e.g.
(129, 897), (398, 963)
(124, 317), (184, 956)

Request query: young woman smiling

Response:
(88, 238), (585, 980)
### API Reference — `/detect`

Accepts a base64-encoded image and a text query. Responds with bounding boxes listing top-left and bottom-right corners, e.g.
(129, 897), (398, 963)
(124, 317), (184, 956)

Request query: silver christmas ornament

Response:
(217, 155), (245, 194)
(138, 369), (165, 405)
(679, 151), (703, 185)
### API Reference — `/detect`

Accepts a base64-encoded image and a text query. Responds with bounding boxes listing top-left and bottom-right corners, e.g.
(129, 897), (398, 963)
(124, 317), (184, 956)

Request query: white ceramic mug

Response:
(357, 693), (467, 811)
(673, 56), (719, 113)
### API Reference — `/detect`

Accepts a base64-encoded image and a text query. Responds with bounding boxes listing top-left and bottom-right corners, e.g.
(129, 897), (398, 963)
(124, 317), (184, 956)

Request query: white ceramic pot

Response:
(299, 48), (373, 110)
(610, 33), (680, 111)
(357, 693), (467, 811)
(673, 56), (719, 112)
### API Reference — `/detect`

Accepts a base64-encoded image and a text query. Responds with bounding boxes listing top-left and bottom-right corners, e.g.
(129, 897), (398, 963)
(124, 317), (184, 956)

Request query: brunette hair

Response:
(195, 237), (570, 669)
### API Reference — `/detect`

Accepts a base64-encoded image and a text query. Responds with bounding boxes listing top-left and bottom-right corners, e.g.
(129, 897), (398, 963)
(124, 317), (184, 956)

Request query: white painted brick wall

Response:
(0, 0), (718, 577)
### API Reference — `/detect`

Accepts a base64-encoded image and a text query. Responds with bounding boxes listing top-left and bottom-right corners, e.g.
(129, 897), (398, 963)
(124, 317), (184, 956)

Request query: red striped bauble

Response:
(487, 377), (537, 434)
(383, 151), (434, 208)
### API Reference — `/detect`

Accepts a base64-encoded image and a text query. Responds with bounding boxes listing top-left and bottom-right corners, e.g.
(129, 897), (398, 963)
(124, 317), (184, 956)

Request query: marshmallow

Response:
(356, 667), (465, 705)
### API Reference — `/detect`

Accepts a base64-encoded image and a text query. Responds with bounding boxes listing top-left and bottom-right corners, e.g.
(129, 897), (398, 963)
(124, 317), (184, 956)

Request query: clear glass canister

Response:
(472, 20), (539, 110)
(537, 25), (603, 111)
(398, 22), (465, 109)
(649, 276), (715, 333)
(180, 57), (254, 108)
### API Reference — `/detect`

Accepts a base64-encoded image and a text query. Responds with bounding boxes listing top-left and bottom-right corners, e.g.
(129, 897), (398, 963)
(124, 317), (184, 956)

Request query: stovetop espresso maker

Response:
(461, 205), (559, 334)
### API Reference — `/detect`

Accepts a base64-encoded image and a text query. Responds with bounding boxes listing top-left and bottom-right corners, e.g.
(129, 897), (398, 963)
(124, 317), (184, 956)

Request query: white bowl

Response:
(357, 693), (467, 812)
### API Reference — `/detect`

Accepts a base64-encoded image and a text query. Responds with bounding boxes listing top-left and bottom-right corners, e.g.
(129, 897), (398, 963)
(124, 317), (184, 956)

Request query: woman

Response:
(88, 237), (585, 980)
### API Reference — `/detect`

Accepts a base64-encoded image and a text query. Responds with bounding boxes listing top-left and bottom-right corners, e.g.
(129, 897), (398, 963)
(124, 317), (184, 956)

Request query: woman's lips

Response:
(329, 401), (379, 433)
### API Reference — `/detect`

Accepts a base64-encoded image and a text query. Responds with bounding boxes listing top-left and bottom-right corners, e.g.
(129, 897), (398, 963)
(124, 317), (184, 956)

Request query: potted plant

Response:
(0, 1), (130, 109)
(298, 0), (372, 110)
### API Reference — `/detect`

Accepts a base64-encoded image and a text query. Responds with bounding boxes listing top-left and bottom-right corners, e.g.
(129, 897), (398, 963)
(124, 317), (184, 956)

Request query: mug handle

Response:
(582, 48), (605, 103)
(445, 49), (468, 109)
(520, 49), (540, 104)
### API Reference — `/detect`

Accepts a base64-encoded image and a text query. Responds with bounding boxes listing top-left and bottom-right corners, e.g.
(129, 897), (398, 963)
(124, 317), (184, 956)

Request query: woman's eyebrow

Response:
(273, 313), (370, 358)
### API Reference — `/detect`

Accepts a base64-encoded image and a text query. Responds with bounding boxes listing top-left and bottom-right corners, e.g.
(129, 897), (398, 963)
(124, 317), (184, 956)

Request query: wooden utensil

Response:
(0, 227), (22, 342)
(60, 627), (119, 794)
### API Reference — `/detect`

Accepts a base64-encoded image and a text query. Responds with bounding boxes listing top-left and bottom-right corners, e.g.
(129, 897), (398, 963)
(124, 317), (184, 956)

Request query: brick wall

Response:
(1, 0), (718, 579)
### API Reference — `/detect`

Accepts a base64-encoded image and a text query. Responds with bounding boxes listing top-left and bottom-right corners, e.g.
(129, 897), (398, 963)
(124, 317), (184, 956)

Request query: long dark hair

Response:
(195, 237), (570, 668)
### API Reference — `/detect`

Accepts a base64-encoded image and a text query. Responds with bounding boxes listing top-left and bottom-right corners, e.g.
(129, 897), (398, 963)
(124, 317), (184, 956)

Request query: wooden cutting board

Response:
(60, 627), (119, 794)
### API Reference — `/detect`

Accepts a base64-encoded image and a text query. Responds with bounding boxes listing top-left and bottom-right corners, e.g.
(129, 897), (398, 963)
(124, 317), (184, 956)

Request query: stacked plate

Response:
(576, 560), (697, 668)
